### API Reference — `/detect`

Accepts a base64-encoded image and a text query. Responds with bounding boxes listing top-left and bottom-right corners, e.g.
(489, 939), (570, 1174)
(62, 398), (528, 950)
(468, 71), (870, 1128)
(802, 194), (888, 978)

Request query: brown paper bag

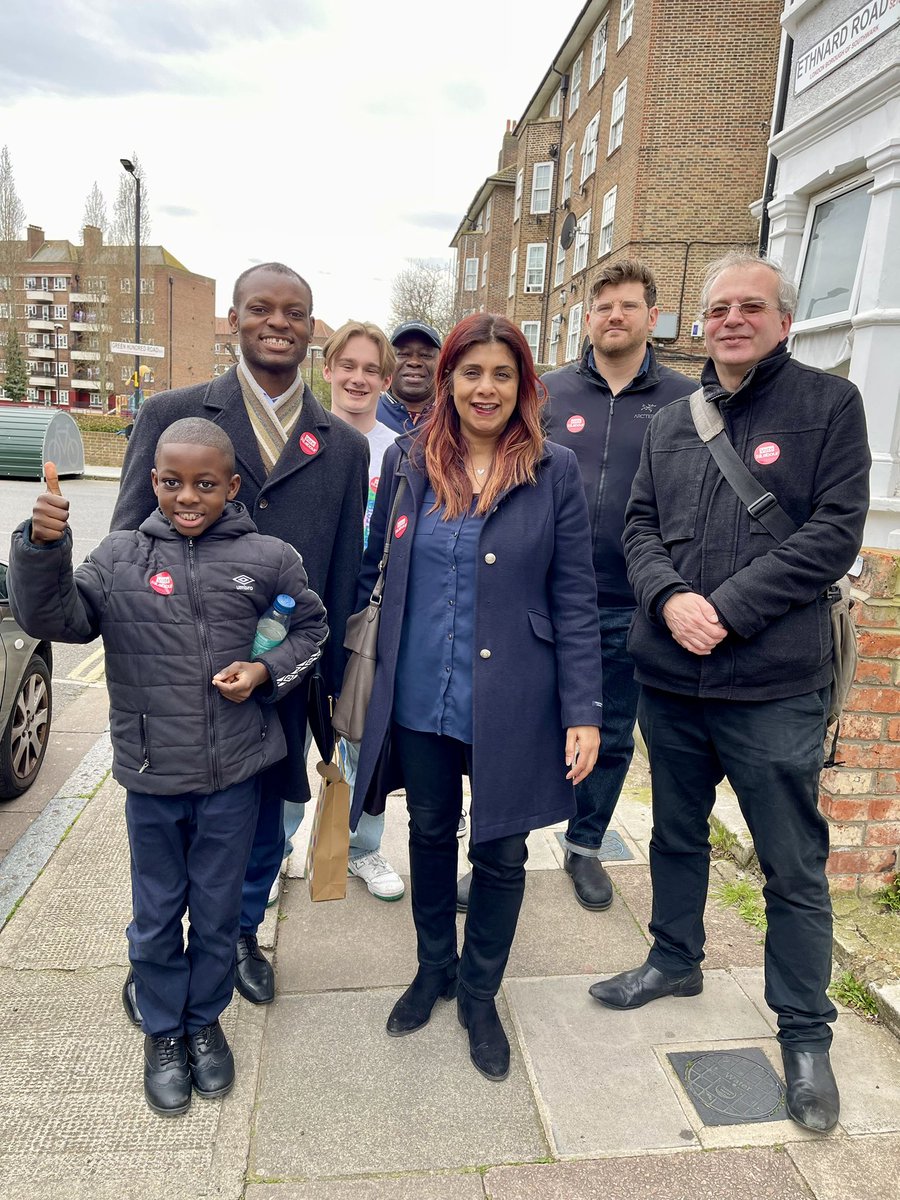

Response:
(305, 756), (351, 902)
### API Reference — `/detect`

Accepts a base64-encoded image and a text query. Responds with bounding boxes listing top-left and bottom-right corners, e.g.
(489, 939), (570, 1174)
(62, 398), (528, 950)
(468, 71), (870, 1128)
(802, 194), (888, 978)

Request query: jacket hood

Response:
(139, 500), (259, 541)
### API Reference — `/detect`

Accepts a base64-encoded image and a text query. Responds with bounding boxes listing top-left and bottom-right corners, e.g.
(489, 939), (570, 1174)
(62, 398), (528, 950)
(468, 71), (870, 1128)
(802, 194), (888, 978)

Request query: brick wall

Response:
(822, 548), (900, 893)
(80, 430), (127, 468)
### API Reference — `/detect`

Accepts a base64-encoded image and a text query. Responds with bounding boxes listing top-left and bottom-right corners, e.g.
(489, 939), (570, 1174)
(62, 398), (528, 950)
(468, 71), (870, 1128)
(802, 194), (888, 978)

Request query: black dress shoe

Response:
(456, 871), (472, 913)
(187, 1020), (235, 1099)
(122, 967), (143, 1028)
(457, 990), (510, 1081)
(143, 1034), (191, 1117)
(589, 959), (703, 1008)
(386, 961), (459, 1037)
(565, 851), (613, 910)
(782, 1048), (840, 1132)
(234, 933), (274, 1005)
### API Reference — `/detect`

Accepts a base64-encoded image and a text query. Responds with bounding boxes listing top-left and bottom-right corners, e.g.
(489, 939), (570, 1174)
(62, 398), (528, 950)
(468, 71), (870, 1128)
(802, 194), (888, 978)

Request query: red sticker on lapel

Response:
(149, 571), (174, 595)
(299, 432), (319, 456)
(754, 441), (780, 465)
(567, 414), (586, 433)
(394, 515), (408, 539)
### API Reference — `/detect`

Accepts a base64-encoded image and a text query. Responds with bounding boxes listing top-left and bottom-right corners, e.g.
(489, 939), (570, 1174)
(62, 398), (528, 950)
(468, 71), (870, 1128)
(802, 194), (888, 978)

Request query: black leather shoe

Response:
(782, 1048), (840, 1132)
(589, 960), (703, 1008)
(234, 933), (274, 1005)
(456, 871), (472, 913)
(122, 967), (142, 1027)
(143, 1034), (191, 1117)
(457, 990), (510, 1081)
(187, 1020), (235, 1099)
(387, 961), (458, 1037)
(565, 851), (613, 910)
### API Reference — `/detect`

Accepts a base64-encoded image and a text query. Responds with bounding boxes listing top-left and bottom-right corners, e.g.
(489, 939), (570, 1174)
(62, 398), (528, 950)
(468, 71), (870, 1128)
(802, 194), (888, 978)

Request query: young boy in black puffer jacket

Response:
(8, 418), (328, 1118)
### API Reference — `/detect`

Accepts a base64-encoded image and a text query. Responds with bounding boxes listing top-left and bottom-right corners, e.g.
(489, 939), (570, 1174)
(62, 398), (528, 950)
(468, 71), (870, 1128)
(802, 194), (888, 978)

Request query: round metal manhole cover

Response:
(684, 1052), (785, 1120)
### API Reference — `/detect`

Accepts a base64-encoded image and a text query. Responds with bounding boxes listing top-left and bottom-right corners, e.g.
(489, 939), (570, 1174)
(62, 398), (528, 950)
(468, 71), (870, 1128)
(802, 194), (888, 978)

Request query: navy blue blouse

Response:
(393, 486), (484, 744)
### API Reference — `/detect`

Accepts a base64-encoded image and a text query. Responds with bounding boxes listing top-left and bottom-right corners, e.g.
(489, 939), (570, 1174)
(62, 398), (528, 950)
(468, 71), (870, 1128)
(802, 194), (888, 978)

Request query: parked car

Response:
(0, 560), (53, 798)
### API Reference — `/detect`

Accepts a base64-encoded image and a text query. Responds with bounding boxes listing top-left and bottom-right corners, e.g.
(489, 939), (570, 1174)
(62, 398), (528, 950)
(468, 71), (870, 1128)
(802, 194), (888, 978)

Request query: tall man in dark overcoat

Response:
(112, 263), (369, 1007)
(593, 251), (870, 1134)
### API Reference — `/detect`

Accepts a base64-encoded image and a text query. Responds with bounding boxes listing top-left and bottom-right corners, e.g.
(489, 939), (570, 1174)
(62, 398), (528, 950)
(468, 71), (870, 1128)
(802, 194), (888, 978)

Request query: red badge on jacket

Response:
(299, 432), (319, 456)
(394, 515), (408, 538)
(149, 571), (175, 595)
(754, 441), (780, 465)
(567, 414), (586, 433)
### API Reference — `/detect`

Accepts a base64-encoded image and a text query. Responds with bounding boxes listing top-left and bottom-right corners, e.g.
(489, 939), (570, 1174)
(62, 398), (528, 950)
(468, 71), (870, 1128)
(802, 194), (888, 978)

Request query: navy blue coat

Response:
(352, 437), (604, 844)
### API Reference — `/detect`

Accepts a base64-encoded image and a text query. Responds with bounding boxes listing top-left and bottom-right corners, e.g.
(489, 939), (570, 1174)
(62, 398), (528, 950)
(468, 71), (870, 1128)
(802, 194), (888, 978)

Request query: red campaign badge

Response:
(394, 515), (408, 539)
(370, 475), (380, 491)
(149, 571), (174, 595)
(567, 414), (586, 433)
(299, 432), (319, 456)
(754, 441), (780, 465)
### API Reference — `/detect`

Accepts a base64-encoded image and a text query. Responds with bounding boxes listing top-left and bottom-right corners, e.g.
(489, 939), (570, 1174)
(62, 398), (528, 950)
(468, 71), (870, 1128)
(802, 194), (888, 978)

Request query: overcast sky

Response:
(0, 0), (579, 327)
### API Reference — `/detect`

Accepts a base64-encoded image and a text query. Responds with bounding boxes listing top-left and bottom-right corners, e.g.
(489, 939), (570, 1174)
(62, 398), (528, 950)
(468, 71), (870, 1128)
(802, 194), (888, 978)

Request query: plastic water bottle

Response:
(251, 594), (295, 659)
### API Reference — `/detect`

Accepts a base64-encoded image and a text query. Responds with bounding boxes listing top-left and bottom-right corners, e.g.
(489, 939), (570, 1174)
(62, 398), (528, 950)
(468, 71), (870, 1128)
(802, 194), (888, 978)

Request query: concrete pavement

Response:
(1, 743), (899, 1200)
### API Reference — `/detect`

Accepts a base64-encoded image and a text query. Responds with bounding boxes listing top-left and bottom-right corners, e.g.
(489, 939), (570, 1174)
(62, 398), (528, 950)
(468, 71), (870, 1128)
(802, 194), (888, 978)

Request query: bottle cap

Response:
(274, 594), (296, 614)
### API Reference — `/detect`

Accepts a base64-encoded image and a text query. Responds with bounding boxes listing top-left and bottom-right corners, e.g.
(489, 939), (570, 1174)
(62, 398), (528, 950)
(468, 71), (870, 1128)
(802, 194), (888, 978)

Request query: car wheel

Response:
(0, 653), (52, 799)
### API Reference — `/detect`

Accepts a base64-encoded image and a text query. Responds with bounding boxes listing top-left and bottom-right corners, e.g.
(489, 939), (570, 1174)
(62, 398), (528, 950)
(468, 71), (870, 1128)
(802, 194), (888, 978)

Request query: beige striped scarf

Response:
(236, 359), (306, 475)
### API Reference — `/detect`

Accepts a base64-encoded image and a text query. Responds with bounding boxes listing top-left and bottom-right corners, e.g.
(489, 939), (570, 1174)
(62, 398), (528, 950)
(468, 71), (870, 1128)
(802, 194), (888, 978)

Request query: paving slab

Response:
(252, 990), (547, 1180)
(505, 971), (773, 1157)
(828, 1005), (900, 1134)
(484, 1147), (812, 1199)
(248, 1175), (485, 1200)
(788, 1132), (900, 1200)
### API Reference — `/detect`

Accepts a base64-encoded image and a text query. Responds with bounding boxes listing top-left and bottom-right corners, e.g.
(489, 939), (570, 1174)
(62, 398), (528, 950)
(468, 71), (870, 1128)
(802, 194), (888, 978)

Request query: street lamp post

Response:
(120, 158), (141, 412)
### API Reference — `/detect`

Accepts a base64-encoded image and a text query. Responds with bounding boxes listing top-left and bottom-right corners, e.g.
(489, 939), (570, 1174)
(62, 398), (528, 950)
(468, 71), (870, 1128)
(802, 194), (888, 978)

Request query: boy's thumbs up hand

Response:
(31, 461), (70, 544)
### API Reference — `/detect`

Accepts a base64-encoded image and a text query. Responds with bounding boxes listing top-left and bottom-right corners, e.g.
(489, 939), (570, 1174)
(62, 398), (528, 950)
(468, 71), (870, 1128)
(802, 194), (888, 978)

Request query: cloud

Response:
(403, 211), (460, 232)
(442, 81), (486, 111)
(157, 204), (198, 218)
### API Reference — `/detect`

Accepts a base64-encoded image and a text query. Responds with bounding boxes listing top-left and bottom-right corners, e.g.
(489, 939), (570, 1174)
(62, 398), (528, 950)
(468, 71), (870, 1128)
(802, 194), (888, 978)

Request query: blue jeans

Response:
(283, 734), (385, 862)
(565, 606), (640, 857)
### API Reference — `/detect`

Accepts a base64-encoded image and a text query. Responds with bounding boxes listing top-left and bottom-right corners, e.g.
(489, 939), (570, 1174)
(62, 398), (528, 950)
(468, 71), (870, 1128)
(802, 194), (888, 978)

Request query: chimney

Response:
(26, 225), (44, 257)
(498, 120), (518, 171)
(82, 224), (103, 257)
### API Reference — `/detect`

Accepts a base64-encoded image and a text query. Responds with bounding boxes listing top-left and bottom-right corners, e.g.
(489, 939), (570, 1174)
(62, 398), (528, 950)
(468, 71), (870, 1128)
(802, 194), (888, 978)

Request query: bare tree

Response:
(0, 145), (26, 242)
(82, 181), (109, 238)
(0, 145), (27, 401)
(111, 152), (151, 246)
(387, 258), (462, 339)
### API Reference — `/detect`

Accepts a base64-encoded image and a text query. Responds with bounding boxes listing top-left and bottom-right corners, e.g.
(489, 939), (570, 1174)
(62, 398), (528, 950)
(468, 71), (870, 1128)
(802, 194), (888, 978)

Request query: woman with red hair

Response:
(350, 313), (603, 1080)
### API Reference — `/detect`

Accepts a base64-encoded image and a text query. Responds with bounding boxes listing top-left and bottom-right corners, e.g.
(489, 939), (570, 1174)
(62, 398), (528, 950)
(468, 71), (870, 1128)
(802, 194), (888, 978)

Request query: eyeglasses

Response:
(590, 300), (645, 316)
(701, 301), (779, 321)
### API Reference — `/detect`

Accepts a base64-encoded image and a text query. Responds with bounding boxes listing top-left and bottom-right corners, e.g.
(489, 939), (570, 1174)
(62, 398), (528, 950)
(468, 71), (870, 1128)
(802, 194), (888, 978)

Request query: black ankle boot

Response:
(457, 989), (510, 1081)
(386, 961), (458, 1037)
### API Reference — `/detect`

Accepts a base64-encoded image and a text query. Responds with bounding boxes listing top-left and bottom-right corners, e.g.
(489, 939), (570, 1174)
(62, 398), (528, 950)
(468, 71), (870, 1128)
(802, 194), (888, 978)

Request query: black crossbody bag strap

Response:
(370, 476), (407, 607)
(688, 387), (797, 541)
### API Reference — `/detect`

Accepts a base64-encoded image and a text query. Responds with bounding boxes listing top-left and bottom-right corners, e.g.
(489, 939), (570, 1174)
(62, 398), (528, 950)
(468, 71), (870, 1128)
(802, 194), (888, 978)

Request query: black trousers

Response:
(639, 685), (836, 1051)
(392, 723), (528, 999)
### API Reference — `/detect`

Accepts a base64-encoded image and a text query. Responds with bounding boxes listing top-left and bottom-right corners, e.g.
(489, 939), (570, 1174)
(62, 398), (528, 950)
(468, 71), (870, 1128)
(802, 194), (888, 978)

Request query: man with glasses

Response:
(593, 251), (870, 1134)
(377, 321), (441, 433)
(468, 260), (693, 915)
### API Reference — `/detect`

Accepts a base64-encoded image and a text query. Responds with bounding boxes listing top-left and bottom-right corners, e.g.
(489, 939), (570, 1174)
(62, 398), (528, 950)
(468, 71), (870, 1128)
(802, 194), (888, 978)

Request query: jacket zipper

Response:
(591, 395), (616, 542)
(187, 538), (222, 793)
(138, 714), (150, 773)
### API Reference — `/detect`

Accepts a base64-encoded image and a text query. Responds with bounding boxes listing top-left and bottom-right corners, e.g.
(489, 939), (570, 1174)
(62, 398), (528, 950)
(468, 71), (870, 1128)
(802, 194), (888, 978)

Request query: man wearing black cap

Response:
(376, 321), (442, 434)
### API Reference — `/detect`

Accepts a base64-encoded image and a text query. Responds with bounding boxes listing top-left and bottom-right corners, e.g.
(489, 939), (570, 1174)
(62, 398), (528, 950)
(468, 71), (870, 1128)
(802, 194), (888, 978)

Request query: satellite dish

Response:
(560, 211), (577, 250)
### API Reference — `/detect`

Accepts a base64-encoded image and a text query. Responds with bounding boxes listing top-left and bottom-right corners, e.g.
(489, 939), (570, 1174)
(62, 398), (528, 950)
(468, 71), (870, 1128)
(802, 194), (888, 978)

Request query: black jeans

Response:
(639, 686), (836, 1052)
(392, 723), (528, 999)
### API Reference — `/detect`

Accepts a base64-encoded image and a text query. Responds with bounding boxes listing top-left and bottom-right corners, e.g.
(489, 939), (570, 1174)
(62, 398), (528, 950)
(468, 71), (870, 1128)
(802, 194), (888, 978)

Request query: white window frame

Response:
(792, 174), (873, 333)
(580, 115), (600, 184)
(548, 314), (562, 366)
(566, 303), (584, 361)
(57, 390), (69, 405)
(609, 79), (628, 154)
(57, 361), (69, 377)
(524, 243), (547, 294)
(25, 304), (37, 318)
(53, 276), (67, 291)
(549, 86), (562, 118)
(531, 162), (554, 214)
(568, 54), (583, 116)
(573, 210), (592, 274)
(561, 144), (575, 204)
(589, 17), (608, 86)
(121, 278), (132, 292)
(27, 387), (38, 402)
(463, 257), (479, 291)
(508, 248), (518, 299)
(25, 332), (37, 346)
(618, 0), (635, 47)
(521, 321), (541, 361)
(554, 239), (567, 287)
(514, 168), (524, 222)
(141, 278), (155, 294)
(599, 185), (617, 257)
(56, 334), (67, 349)
(53, 304), (67, 319)
(481, 250), (489, 289)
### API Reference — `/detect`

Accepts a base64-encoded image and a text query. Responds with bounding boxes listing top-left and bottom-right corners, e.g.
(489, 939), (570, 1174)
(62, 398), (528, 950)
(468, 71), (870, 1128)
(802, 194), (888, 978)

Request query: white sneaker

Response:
(457, 809), (468, 838)
(266, 857), (290, 907)
(348, 851), (405, 901)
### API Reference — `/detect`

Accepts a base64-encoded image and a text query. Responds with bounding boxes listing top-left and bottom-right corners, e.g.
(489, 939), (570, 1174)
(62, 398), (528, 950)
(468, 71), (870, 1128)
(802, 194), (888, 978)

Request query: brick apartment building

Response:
(451, 0), (783, 367)
(0, 224), (215, 409)
(213, 316), (334, 379)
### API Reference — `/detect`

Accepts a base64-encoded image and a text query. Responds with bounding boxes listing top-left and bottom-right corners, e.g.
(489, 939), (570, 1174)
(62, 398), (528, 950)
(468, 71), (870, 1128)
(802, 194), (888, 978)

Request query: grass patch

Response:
(873, 876), (900, 914)
(713, 878), (767, 930)
(709, 815), (739, 859)
(829, 971), (879, 1019)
